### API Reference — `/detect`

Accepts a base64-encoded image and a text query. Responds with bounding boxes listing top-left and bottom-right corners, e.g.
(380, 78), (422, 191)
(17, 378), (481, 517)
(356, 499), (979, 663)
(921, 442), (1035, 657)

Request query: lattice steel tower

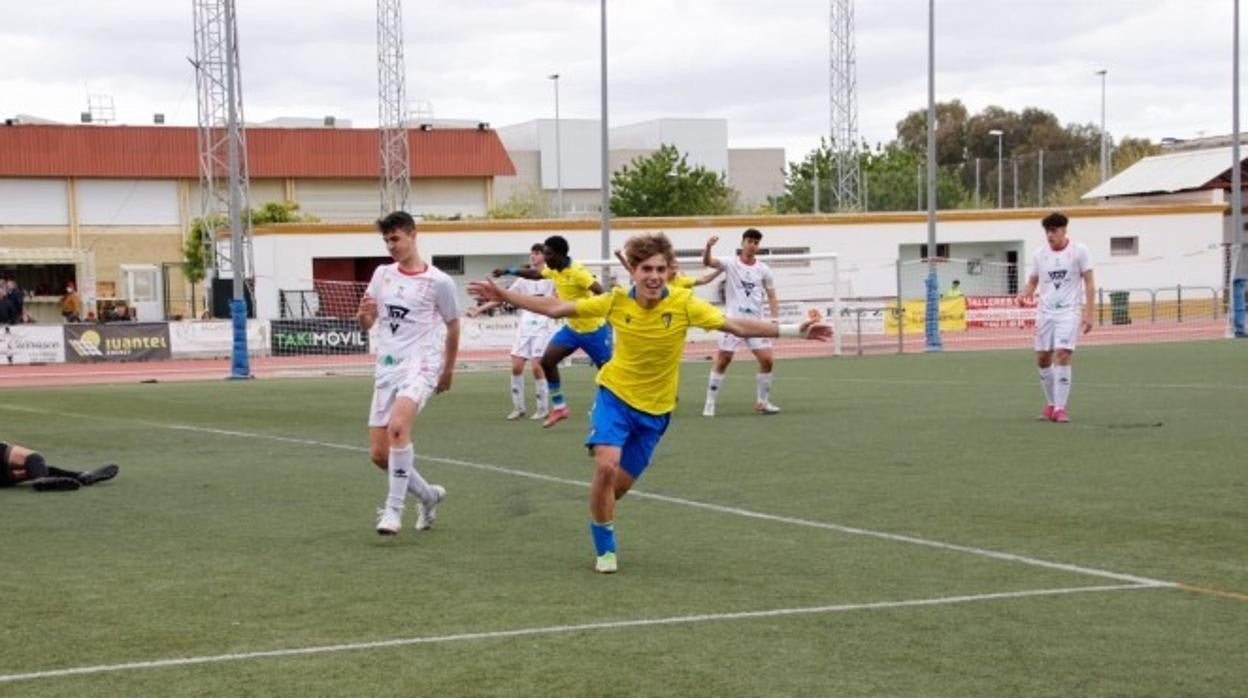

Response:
(191, 0), (252, 297)
(829, 0), (862, 211)
(377, 0), (411, 214)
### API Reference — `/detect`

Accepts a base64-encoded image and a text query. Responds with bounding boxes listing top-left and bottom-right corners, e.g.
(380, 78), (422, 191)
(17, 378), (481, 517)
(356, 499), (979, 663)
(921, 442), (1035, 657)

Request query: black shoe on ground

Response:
(78, 464), (119, 486)
(31, 476), (82, 492)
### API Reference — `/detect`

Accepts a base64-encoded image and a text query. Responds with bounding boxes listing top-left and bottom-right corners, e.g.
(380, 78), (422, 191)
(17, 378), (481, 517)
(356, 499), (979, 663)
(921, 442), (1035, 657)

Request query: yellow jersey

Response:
(669, 274), (697, 289)
(542, 262), (607, 333)
(574, 286), (725, 415)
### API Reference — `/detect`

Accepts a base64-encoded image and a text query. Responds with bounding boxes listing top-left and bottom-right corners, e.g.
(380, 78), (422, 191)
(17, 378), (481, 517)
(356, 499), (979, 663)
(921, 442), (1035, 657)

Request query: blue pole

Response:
(229, 298), (251, 379)
(1234, 278), (1246, 337)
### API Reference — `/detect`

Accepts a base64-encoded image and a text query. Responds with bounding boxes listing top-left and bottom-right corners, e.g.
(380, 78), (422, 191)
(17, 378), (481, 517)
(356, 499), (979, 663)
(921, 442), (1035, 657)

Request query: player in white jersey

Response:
(357, 211), (461, 535)
(700, 228), (782, 416)
(468, 243), (556, 421)
(1017, 212), (1096, 424)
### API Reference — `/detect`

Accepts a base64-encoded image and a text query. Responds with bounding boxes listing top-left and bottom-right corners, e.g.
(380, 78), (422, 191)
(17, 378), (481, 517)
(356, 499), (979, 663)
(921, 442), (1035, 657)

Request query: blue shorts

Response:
(585, 387), (671, 479)
(550, 323), (613, 368)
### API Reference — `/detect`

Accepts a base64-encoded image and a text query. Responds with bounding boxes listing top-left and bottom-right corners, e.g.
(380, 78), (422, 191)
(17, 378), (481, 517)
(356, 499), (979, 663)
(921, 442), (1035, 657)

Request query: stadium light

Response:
(548, 73), (564, 218)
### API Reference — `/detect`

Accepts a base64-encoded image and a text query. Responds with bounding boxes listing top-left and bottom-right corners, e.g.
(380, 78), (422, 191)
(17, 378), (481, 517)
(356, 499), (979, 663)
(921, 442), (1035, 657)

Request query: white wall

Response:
(0, 178), (69, 225)
(610, 119), (729, 175)
(250, 208), (1226, 319)
(539, 119), (603, 190)
(77, 179), (179, 225)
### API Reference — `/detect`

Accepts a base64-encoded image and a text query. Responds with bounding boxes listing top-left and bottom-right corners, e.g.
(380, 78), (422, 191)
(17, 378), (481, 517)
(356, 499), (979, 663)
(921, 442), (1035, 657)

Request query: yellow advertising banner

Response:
(884, 297), (967, 333)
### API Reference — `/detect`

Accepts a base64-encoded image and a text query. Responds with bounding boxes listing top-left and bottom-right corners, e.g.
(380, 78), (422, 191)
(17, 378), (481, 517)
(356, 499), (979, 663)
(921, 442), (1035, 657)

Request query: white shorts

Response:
(1034, 313), (1080, 352)
(368, 357), (442, 428)
(717, 333), (772, 353)
(511, 330), (552, 360)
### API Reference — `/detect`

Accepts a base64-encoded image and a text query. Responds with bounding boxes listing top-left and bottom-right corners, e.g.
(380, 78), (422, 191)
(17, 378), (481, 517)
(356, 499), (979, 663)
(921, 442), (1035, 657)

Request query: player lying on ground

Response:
(0, 441), (119, 492)
(470, 232), (831, 574)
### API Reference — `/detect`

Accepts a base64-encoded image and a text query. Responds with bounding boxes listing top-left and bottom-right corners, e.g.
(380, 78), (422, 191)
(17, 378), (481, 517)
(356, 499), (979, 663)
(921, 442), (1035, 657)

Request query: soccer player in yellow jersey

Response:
(471, 233), (830, 574)
(494, 235), (609, 428)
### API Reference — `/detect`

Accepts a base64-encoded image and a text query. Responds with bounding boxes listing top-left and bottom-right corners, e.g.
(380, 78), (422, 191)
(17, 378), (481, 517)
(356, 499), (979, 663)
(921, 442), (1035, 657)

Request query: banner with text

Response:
(885, 298), (967, 333)
(63, 323), (172, 363)
(270, 319), (369, 356)
(966, 296), (1037, 329)
(2, 325), (66, 365)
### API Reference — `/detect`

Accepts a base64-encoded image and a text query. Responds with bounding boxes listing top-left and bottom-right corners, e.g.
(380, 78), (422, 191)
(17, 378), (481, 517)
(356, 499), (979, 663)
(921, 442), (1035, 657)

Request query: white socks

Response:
(756, 372), (773, 404)
(389, 444), (433, 509)
(510, 374), (525, 411)
(1039, 367), (1055, 405)
(705, 371), (725, 407)
(1053, 365), (1072, 409)
(535, 379), (549, 413)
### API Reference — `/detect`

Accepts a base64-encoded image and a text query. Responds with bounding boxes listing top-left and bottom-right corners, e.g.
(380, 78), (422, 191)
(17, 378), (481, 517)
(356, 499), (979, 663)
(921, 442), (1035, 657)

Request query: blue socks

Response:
(550, 380), (565, 408)
(590, 520), (616, 556)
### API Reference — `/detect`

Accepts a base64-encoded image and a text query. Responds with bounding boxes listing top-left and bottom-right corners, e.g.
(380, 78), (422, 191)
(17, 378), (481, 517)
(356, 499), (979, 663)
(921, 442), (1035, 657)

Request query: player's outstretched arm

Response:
(469, 278), (577, 319)
(613, 249), (634, 275)
(493, 266), (543, 280)
(721, 316), (832, 342)
(693, 268), (723, 286)
(466, 301), (502, 318)
(702, 236), (724, 270)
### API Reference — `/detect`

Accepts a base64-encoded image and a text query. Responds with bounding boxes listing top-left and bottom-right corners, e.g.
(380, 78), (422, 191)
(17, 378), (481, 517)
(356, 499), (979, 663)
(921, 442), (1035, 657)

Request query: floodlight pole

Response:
(598, 0), (611, 281)
(924, 0), (942, 351)
(1234, 0), (1246, 336)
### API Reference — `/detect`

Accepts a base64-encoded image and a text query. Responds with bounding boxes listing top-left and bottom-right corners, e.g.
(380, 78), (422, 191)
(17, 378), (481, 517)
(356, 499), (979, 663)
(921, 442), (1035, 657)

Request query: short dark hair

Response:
(1041, 212), (1068, 230)
(742, 228), (763, 242)
(530, 242), (545, 253)
(376, 211), (417, 234)
(543, 235), (569, 257)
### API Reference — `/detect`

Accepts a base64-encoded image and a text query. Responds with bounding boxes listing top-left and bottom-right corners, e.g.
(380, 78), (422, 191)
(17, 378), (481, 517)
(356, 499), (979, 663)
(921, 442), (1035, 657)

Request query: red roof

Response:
(0, 124), (515, 179)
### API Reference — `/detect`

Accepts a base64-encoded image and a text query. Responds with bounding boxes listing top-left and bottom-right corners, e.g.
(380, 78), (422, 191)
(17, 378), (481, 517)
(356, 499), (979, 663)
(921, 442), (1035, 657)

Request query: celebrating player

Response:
(357, 211), (459, 535)
(470, 232), (831, 574)
(1, 440), (118, 492)
(493, 235), (611, 428)
(700, 228), (782, 417)
(468, 242), (555, 421)
(1017, 211), (1096, 423)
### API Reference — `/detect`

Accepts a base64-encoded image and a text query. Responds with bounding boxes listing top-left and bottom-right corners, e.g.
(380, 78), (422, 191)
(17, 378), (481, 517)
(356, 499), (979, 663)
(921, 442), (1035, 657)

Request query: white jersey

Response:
(1030, 241), (1093, 315)
(509, 277), (557, 337)
(718, 256), (775, 318)
(366, 262), (461, 373)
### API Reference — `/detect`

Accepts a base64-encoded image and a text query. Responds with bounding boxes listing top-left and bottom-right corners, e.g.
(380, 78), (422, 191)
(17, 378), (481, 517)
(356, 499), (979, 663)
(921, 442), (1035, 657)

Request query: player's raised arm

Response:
(693, 267), (723, 286)
(356, 293), (378, 331)
(613, 249), (634, 275)
(702, 236), (724, 270)
(469, 278), (577, 319)
(721, 316), (832, 342)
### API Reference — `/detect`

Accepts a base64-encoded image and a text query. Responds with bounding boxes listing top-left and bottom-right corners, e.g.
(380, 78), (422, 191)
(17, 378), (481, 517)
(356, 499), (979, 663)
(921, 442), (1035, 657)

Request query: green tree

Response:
(183, 201), (316, 283)
(771, 140), (969, 213)
(609, 144), (737, 217)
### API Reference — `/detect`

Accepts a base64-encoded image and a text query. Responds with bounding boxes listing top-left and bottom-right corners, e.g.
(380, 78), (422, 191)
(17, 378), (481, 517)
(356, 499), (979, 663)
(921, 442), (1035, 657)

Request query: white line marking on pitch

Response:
(0, 583), (1162, 684)
(0, 401), (1172, 587)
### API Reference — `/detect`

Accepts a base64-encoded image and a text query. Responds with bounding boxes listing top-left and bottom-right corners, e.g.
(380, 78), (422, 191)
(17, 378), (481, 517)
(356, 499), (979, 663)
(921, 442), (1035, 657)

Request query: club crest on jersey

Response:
(661, 312), (673, 328)
(741, 281), (756, 297)
(386, 304), (410, 333)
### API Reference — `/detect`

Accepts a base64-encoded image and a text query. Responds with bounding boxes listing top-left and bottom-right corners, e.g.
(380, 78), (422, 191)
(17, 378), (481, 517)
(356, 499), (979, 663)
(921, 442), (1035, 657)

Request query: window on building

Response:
(919, 243), (950, 260)
(1110, 236), (1138, 257)
(432, 255), (465, 275)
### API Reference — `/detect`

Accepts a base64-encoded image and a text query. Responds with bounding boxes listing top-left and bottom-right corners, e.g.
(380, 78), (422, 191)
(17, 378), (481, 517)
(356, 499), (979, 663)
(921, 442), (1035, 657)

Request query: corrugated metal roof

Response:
(1083, 146), (1240, 199)
(0, 125), (515, 179)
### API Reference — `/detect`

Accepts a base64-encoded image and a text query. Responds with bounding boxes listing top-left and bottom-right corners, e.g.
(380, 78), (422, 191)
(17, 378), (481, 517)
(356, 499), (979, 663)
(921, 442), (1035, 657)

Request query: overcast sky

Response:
(1, 0), (1237, 163)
